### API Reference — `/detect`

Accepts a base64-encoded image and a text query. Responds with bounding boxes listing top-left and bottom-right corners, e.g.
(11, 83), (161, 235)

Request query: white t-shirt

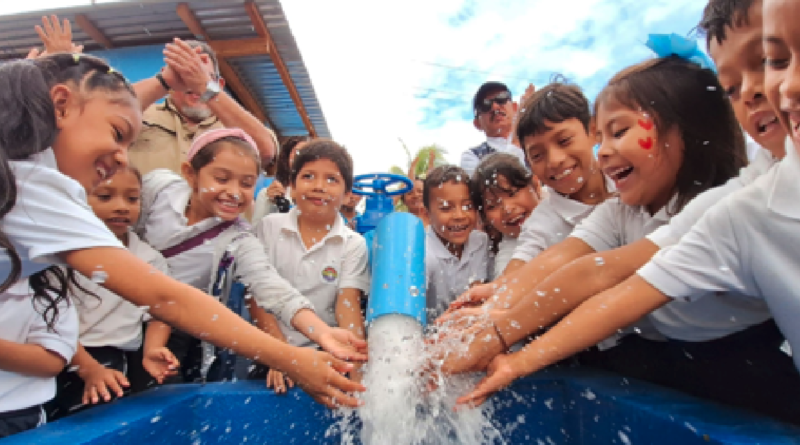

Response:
(512, 178), (614, 263)
(75, 232), (170, 350)
(0, 279), (78, 412)
(637, 142), (800, 369)
(1, 149), (124, 282)
(425, 229), (489, 321)
(460, 136), (527, 177)
(254, 209), (369, 348)
(493, 236), (518, 280)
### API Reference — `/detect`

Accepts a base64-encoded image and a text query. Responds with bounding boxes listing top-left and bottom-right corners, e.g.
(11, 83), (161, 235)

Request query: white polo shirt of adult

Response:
(0, 279), (78, 412)
(2, 149), (124, 282)
(512, 177), (615, 263)
(425, 229), (489, 321)
(460, 136), (527, 177)
(254, 209), (370, 348)
(75, 232), (170, 351)
(638, 141), (800, 368)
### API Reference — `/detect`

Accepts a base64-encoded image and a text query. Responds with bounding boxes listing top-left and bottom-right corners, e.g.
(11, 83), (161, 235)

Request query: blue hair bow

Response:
(645, 33), (717, 73)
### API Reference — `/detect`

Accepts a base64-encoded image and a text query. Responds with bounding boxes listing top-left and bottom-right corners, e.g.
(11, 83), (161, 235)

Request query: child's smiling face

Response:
(428, 181), (477, 252)
(763, 0), (800, 150)
(482, 174), (539, 238)
(291, 158), (346, 222)
(709, 0), (786, 157)
(89, 168), (141, 240)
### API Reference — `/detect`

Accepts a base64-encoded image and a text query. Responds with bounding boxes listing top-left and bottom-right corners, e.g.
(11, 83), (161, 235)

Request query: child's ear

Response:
(51, 84), (74, 130)
(180, 162), (197, 188)
(588, 117), (597, 137)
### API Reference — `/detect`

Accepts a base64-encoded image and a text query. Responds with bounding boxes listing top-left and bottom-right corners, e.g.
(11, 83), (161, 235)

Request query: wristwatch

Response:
(199, 79), (221, 103)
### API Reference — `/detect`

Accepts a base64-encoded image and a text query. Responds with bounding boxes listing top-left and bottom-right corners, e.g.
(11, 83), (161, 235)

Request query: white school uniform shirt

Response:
(492, 236), (519, 280)
(425, 229), (489, 321)
(1, 149), (124, 282)
(512, 177), (615, 264)
(460, 136), (527, 177)
(75, 232), (170, 351)
(254, 209), (370, 348)
(0, 279), (78, 412)
(139, 170), (312, 325)
(140, 178), (217, 292)
(638, 141), (800, 371)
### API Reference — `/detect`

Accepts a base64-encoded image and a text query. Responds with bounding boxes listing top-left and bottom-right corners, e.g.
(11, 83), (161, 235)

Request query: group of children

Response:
(2, 0), (800, 438)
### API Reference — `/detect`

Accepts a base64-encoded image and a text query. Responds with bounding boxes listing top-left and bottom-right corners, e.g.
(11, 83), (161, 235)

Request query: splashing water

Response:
(331, 314), (505, 445)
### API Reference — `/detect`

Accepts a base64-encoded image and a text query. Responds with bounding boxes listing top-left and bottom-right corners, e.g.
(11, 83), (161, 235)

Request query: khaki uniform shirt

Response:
(128, 99), (225, 175)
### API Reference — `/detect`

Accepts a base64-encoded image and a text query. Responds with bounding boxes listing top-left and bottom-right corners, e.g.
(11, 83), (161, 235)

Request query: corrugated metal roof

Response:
(0, 0), (331, 139)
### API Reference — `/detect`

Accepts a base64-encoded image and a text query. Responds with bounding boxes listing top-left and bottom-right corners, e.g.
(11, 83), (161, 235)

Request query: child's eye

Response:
(215, 176), (228, 184)
(529, 152), (543, 162)
(96, 194), (111, 201)
(302, 173), (314, 180)
(113, 127), (123, 142)
(127, 196), (140, 204)
(724, 85), (739, 98)
(765, 58), (789, 70)
(327, 177), (339, 184)
(613, 127), (629, 139)
(558, 137), (572, 146)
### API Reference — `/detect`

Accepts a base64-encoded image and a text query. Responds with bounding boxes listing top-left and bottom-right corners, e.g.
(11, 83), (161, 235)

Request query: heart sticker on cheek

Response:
(638, 119), (654, 131)
(638, 137), (653, 150)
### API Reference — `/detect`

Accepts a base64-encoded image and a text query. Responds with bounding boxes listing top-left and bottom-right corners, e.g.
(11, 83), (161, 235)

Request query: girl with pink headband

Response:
(134, 127), (368, 391)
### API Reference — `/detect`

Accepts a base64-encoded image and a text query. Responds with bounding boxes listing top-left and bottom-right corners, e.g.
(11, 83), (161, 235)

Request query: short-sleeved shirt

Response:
(254, 208), (370, 348)
(128, 99), (225, 176)
(0, 279), (78, 411)
(493, 236), (519, 280)
(638, 142), (800, 360)
(75, 232), (170, 351)
(425, 229), (489, 321)
(512, 177), (615, 263)
(1, 149), (124, 282)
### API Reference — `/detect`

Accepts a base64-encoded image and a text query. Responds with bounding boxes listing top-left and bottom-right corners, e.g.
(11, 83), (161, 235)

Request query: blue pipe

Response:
(365, 212), (426, 327)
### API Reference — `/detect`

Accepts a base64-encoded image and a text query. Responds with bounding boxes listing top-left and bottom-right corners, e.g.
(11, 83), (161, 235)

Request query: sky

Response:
(280, 0), (706, 175)
(1, 0), (706, 176)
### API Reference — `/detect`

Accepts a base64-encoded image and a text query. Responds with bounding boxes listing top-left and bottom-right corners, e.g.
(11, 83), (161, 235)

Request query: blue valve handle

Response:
(352, 173), (413, 197)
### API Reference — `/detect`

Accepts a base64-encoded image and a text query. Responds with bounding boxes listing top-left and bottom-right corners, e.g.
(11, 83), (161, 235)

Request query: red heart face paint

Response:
(638, 119), (653, 131)
(638, 137), (653, 149)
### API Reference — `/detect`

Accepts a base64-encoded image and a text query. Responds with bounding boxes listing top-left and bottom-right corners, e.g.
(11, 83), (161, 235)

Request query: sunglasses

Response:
(476, 91), (512, 115)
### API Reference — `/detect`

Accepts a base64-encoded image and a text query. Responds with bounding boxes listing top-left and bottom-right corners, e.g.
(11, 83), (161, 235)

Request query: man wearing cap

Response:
(130, 39), (277, 175)
(460, 82), (527, 176)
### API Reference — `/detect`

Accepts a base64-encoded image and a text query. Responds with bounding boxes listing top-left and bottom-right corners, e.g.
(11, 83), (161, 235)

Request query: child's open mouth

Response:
(606, 165), (634, 187)
(756, 115), (780, 136)
(551, 168), (573, 182)
(504, 214), (525, 227)
(217, 199), (241, 212)
(447, 224), (469, 235)
(106, 217), (131, 227)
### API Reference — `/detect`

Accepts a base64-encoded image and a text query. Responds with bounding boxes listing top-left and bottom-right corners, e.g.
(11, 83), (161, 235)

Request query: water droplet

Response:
(594, 257), (605, 266)
(706, 85), (717, 91)
(618, 431), (631, 445)
(409, 286), (419, 297)
(91, 271), (108, 284)
(151, 415), (161, 423)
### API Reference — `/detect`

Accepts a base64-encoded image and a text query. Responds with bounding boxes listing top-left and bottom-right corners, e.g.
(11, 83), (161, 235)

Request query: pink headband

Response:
(186, 128), (259, 163)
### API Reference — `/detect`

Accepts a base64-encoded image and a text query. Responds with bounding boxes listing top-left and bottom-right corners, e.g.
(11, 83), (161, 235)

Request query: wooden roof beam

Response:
(244, 0), (316, 137)
(75, 14), (114, 49)
(175, 2), (278, 133)
(209, 38), (269, 58)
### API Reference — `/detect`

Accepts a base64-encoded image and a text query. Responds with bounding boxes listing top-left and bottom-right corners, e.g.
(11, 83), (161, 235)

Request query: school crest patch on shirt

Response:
(321, 266), (338, 283)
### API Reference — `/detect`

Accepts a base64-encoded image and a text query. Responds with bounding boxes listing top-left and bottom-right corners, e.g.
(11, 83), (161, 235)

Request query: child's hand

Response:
(281, 348), (365, 408)
(455, 353), (524, 408)
(77, 362), (130, 405)
(445, 283), (498, 313)
(317, 328), (368, 362)
(266, 180), (286, 203)
(35, 15), (83, 55)
(266, 368), (294, 394)
(426, 316), (505, 375)
(143, 347), (180, 383)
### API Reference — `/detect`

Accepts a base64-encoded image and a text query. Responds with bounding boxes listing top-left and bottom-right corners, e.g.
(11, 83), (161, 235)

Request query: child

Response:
(497, 80), (614, 278)
(47, 166), (177, 419)
(470, 153), (541, 279)
(341, 192), (363, 229)
(137, 128), (368, 384)
(447, 30), (800, 423)
(0, 279), (76, 437)
(401, 177), (429, 227)
(252, 141), (369, 392)
(424, 166), (489, 321)
(0, 54), (363, 409)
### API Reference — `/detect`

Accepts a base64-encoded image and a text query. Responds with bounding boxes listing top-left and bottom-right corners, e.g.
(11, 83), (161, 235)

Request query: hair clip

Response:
(72, 53), (81, 64)
(645, 33), (717, 73)
(108, 67), (116, 74)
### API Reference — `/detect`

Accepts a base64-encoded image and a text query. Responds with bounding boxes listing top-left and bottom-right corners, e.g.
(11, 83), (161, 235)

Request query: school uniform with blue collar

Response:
(137, 169), (314, 381)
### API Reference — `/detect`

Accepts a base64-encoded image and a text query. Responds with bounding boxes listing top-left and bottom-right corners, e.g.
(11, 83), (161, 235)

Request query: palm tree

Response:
(389, 139), (448, 211)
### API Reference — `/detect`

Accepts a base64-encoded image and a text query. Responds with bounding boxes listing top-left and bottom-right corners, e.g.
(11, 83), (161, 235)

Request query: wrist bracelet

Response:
(493, 322), (510, 352)
(156, 72), (171, 91)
